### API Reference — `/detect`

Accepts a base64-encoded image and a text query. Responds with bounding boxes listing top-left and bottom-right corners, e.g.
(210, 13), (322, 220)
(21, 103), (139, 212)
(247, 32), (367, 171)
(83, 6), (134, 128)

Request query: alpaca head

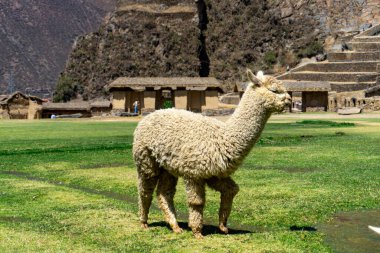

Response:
(246, 69), (291, 112)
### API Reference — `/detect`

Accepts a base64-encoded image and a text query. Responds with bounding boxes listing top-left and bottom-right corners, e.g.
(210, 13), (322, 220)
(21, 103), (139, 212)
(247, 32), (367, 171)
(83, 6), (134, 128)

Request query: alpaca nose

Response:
(284, 93), (291, 105)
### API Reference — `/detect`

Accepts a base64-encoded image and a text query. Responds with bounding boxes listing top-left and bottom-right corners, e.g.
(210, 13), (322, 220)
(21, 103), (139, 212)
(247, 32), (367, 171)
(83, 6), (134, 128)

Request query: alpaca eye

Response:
(269, 88), (279, 94)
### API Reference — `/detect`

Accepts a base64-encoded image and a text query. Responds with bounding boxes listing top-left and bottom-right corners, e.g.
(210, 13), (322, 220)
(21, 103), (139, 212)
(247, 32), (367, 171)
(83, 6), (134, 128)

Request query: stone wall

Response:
(362, 97), (380, 111)
(174, 90), (187, 110)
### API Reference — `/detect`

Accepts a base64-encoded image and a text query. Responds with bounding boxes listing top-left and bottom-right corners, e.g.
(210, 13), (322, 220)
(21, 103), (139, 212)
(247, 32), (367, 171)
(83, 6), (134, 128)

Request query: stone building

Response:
(108, 77), (222, 114)
(283, 81), (331, 112)
(278, 24), (380, 112)
(42, 102), (92, 118)
(0, 92), (43, 120)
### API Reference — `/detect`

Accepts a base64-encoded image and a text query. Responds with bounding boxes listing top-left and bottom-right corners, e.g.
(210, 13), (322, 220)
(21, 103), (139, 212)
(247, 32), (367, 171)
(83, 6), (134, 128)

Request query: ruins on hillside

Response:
(0, 92), (43, 119)
(278, 24), (380, 112)
(108, 77), (222, 114)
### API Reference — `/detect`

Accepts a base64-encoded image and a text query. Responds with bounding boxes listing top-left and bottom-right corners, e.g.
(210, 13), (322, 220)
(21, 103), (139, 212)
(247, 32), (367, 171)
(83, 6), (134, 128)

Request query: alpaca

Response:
(133, 70), (291, 238)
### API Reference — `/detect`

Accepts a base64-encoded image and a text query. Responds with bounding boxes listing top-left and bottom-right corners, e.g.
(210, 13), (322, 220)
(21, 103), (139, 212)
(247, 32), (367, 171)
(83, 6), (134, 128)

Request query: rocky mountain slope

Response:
(61, 0), (380, 100)
(0, 0), (116, 95)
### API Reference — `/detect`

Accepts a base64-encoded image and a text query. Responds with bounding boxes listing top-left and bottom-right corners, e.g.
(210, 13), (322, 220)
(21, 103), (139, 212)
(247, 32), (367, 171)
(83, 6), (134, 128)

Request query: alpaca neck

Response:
(223, 89), (271, 163)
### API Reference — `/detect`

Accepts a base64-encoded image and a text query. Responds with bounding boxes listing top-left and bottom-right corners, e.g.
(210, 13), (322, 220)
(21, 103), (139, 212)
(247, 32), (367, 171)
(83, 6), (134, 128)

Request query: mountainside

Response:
(0, 0), (116, 95)
(61, 0), (380, 100)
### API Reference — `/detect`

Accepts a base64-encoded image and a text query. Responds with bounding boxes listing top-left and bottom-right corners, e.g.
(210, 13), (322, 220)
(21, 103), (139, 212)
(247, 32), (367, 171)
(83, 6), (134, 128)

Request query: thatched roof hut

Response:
(42, 101), (91, 118)
(41, 100), (112, 118)
(108, 77), (223, 113)
(0, 92), (43, 119)
(108, 77), (223, 92)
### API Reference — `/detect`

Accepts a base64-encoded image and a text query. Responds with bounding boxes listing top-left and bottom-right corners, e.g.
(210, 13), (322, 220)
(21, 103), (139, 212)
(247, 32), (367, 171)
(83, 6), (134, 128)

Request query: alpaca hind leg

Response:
(156, 170), (182, 233)
(138, 173), (159, 229)
(206, 176), (239, 234)
(184, 178), (206, 239)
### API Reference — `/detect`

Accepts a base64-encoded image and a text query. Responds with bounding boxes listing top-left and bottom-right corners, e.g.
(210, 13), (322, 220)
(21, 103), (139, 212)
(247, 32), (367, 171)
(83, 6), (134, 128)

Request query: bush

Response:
(263, 51), (277, 66)
(163, 100), (174, 109)
(53, 75), (77, 102)
(278, 51), (299, 68)
(297, 41), (324, 58)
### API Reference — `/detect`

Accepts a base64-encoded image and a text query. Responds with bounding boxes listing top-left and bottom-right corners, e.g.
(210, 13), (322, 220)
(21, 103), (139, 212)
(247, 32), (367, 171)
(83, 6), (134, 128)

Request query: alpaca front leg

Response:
(184, 178), (205, 239)
(206, 177), (239, 234)
(138, 174), (159, 229)
(156, 170), (182, 233)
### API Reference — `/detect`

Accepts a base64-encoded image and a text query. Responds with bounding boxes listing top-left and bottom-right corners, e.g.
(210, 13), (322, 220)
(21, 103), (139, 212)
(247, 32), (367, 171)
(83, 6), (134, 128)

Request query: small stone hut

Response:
(42, 102), (91, 118)
(41, 100), (112, 118)
(0, 92), (43, 119)
(283, 81), (331, 112)
(108, 77), (223, 114)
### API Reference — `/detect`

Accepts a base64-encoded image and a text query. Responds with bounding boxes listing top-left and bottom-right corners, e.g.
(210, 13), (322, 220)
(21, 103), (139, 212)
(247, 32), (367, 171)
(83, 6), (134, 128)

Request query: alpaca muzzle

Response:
(283, 93), (292, 106)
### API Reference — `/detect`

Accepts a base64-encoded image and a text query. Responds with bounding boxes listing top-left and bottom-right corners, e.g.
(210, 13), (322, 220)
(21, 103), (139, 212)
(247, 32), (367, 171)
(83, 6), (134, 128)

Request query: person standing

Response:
(133, 101), (139, 114)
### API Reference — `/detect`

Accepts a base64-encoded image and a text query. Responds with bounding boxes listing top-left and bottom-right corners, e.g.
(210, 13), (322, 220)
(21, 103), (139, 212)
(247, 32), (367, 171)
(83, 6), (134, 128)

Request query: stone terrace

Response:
(279, 24), (380, 94)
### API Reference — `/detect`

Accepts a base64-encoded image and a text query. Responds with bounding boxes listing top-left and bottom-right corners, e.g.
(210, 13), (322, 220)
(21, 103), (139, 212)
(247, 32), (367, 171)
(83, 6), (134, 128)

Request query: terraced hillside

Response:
(61, 0), (380, 100)
(279, 25), (380, 93)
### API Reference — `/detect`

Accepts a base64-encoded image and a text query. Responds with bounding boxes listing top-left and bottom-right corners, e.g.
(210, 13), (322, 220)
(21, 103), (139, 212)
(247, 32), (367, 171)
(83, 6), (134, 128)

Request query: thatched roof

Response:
(0, 96), (8, 106)
(0, 92), (42, 105)
(108, 77), (222, 92)
(29, 95), (44, 103)
(90, 100), (112, 108)
(282, 81), (331, 92)
(42, 102), (90, 111)
(0, 92), (44, 103)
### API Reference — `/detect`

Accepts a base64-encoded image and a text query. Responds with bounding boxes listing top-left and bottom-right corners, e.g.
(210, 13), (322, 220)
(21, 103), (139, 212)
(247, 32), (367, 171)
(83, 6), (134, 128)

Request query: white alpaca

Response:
(133, 70), (291, 238)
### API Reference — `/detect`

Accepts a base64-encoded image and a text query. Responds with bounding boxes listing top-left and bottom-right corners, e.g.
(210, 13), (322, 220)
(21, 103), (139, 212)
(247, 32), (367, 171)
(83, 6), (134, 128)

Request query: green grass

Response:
(0, 118), (379, 252)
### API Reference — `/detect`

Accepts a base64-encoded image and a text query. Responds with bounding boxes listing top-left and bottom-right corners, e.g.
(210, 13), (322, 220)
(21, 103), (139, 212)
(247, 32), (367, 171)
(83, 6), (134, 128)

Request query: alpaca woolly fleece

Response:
(133, 70), (291, 238)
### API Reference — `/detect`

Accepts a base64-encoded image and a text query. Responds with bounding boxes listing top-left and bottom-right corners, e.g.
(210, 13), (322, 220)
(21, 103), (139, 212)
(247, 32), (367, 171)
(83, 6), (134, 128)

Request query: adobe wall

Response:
(0, 106), (9, 119)
(202, 90), (219, 110)
(112, 91), (126, 111)
(28, 101), (42, 120)
(144, 91), (156, 110)
(174, 90), (187, 110)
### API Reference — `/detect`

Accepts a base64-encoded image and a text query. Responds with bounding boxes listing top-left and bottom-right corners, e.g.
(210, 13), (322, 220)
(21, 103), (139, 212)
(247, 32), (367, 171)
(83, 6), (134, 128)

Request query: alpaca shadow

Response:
(148, 221), (252, 236)
(290, 225), (317, 232)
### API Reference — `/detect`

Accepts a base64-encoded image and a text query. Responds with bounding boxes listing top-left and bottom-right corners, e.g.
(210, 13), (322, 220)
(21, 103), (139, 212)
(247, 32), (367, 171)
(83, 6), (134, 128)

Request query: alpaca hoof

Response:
(141, 222), (149, 229)
(219, 224), (229, 234)
(193, 232), (204, 239)
(172, 226), (183, 233)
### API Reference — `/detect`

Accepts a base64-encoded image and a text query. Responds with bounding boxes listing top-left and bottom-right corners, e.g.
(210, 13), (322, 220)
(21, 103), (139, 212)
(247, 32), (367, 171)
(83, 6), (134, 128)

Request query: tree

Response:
(53, 75), (77, 102)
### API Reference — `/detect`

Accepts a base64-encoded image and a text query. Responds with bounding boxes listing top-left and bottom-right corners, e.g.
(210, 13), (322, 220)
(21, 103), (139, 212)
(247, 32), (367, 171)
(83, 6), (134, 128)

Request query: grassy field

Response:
(0, 117), (379, 252)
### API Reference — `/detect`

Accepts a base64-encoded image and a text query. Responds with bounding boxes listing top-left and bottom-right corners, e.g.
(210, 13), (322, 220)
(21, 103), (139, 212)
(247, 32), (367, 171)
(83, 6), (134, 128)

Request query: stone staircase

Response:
(278, 24), (380, 94)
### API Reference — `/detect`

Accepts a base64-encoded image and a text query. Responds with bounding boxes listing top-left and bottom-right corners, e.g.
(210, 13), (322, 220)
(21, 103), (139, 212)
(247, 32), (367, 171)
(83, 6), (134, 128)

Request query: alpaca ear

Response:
(256, 71), (265, 81)
(247, 69), (262, 87)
